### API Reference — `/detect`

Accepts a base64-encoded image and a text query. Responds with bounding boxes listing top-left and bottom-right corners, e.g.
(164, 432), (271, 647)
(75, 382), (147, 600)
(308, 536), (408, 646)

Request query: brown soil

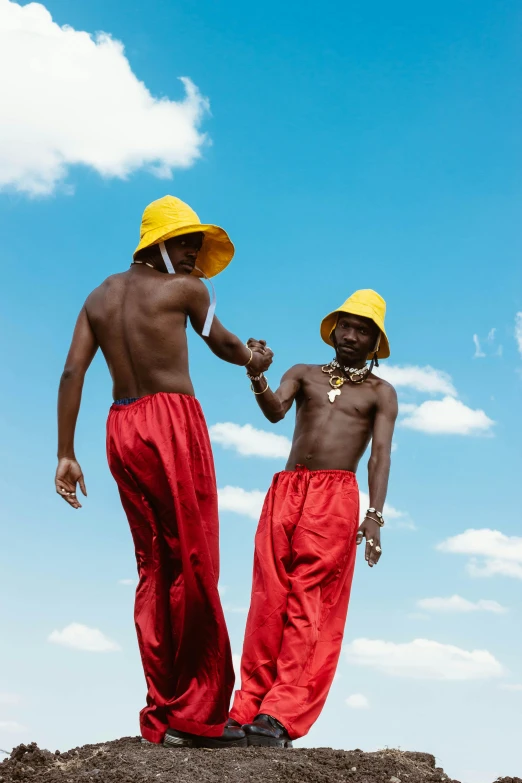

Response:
(0, 739), (519, 783)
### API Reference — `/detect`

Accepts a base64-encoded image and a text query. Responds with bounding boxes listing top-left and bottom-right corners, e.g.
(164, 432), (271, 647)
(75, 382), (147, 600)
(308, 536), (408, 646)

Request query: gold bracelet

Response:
(244, 347), (253, 367)
(365, 514), (384, 528)
(251, 379), (270, 395)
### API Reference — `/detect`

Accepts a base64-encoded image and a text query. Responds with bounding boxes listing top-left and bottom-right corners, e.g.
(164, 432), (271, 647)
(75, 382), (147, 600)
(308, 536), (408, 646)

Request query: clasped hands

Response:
(246, 338), (274, 375)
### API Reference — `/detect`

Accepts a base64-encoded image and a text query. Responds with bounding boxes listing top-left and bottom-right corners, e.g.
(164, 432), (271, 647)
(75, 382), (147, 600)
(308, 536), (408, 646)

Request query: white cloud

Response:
(118, 578), (136, 586)
(516, 313), (522, 356)
(209, 422), (291, 459)
(399, 403), (417, 414)
(417, 595), (508, 614)
(48, 623), (121, 652)
(0, 721), (27, 733)
(467, 559), (522, 579)
(375, 365), (457, 396)
(345, 693), (369, 709)
(344, 638), (504, 680)
(0, 693), (20, 705)
(400, 396), (494, 435)
(359, 491), (415, 529)
(0, 0), (209, 195)
(473, 335), (486, 358)
(500, 684), (522, 692)
(487, 328), (496, 343)
(438, 529), (522, 581)
(218, 486), (265, 520)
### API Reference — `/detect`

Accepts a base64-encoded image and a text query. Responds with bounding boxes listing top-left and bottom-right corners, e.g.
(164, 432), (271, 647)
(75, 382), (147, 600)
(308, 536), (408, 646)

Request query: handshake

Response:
(246, 338), (274, 376)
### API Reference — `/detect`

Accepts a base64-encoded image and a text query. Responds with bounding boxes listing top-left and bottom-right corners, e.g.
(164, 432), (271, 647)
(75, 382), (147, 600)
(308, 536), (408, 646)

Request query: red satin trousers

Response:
(107, 393), (234, 743)
(230, 465), (359, 739)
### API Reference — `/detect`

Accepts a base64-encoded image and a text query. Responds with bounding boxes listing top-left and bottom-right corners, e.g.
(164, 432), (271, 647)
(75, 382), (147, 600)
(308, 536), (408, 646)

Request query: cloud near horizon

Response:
(0, 0), (209, 195)
(345, 693), (370, 709)
(210, 422), (291, 459)
(344, 637), (504, 681)
(48, 623), (121, 652)
(417, 595), (508, 614)
(400, 396), (494, 436)
(438, 528), (522, 580)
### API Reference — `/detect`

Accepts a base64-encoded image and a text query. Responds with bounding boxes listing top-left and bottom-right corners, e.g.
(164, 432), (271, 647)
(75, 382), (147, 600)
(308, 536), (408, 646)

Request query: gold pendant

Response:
(328, 388), (341, 403)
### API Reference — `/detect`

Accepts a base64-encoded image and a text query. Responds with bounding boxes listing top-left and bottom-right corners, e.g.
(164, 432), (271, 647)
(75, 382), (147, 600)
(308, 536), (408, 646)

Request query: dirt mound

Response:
(0, 738), (515, 783)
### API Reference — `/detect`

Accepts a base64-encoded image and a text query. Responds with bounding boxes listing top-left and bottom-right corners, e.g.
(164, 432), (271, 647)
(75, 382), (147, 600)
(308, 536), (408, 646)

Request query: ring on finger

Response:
(375, 545), (382, 553)
(367, 539), (374, 546)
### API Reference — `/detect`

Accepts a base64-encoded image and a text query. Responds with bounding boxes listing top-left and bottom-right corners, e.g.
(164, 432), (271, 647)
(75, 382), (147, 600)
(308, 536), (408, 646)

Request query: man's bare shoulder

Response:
(282, 363), (316, 381)
(84, 273), (125, 307)
(370, 373), (398, 409)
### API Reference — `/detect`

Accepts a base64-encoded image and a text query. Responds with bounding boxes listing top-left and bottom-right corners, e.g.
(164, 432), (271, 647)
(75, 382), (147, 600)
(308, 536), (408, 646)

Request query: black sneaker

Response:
(164, 724), (247, 749)
(163, 728), (194, 748)
(243, 714), (293, 748)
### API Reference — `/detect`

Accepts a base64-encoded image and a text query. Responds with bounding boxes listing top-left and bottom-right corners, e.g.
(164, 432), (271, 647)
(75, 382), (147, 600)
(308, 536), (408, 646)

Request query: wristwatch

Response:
(366, 508), (385, 527)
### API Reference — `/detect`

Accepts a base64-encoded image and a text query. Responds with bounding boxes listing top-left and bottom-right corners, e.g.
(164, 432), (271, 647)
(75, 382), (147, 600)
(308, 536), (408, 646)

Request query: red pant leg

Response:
(230, 471), (306, 724)
(232, 467), (359, 739)
(107, 393), (234, 743)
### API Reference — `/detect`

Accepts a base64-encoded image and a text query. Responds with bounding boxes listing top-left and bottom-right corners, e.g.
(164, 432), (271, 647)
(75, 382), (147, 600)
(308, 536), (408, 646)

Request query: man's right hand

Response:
(247, 338), (274, 374)
(55, 458), (87, 510)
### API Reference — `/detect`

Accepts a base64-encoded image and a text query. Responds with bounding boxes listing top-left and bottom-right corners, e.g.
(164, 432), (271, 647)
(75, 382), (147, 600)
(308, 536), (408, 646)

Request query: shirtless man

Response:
(229, 289), (398, 747)
(55, 196), (272, 749)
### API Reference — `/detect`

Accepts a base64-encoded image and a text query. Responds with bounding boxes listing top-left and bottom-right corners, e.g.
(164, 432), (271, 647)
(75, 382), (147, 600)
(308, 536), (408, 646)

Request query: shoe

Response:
(164, 724), (247, 750)
(163, 729), (195, 748)
(243, 714), (293, 748)
(226, 718), (242, 728)
(193, 723), (247, 749)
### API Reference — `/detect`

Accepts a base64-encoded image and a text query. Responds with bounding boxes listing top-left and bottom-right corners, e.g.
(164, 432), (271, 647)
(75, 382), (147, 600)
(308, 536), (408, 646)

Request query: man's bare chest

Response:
(299, 374), (376, 418)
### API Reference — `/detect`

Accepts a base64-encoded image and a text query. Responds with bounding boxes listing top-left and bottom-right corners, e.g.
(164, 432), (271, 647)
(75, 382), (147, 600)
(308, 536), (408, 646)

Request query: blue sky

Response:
(0, 0), (521, 780)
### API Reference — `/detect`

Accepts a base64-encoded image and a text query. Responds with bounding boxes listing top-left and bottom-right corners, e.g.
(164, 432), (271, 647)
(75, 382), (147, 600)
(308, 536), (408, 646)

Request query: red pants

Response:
(106, 393), (234, 744)
(231, 465), (359, 739)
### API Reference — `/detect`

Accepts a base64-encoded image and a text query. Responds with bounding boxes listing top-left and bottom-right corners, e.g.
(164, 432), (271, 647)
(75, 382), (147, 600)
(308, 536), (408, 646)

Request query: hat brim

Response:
(320, 303), (390, 359)
(133, 223), (234, 279)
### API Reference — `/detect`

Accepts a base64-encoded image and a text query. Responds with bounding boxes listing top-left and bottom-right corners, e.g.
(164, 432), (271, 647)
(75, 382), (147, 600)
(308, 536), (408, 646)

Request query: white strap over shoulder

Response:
(159, 242), (216, 337)
(159, 241), (175, 274)
(195, 266), (216, 337)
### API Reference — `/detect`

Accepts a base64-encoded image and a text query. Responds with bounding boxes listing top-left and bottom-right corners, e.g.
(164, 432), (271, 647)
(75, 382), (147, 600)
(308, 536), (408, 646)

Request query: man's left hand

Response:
(55, 458), (87, 510)
(356, 516), (382, 567)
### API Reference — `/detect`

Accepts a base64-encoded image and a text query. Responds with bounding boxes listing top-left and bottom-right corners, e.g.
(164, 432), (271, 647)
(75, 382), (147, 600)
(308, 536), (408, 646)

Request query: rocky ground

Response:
(0, 738), (520, 783)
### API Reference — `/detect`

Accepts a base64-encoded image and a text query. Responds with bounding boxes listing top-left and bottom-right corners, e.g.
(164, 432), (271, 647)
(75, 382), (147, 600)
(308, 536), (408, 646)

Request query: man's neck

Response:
(334, 352), (367, 370)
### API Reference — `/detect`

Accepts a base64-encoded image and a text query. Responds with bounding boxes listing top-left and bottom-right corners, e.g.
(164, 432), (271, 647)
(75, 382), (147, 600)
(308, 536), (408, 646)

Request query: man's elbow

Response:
(59, 366), (85, 386)
(368, 451), (391, 471)
(266, 410), (285, 424)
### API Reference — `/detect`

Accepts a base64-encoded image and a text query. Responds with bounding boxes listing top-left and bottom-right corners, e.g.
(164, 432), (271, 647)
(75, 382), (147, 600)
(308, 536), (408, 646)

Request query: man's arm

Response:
(357, 380), (398, 567)
(55, 305), (99, 509)
(246, 346), (304, 423)
(183, 278), (272, 375)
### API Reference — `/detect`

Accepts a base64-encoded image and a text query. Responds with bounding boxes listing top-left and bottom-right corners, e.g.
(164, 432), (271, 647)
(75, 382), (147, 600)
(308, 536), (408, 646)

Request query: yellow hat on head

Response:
(320, 289), (390, 359)
(133, 195), (234, 279)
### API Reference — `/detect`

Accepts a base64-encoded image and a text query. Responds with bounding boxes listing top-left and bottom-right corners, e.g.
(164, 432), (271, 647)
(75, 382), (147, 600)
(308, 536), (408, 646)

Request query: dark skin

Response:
(56, 231), (273, 509)
(248, 312), (398, 567)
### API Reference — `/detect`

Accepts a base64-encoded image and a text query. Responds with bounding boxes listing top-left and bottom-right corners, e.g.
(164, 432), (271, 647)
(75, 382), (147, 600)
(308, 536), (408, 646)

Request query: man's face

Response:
(164, 232), (204, 274)
(332, 313), (379, 364)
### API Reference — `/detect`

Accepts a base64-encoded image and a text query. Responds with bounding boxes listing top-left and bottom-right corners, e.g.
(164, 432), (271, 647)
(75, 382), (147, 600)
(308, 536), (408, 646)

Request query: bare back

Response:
(286, 365), (395, 471)
(85, 267), (203, 399)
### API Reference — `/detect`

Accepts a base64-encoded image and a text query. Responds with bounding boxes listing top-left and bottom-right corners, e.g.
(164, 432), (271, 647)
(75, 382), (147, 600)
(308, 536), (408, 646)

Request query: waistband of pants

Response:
(282, 464), (356, 478)
(110, 391), (197, 410)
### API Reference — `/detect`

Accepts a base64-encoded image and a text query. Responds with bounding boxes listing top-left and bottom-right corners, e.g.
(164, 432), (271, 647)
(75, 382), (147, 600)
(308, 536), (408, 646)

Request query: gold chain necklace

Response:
(321, 359), (370, 403)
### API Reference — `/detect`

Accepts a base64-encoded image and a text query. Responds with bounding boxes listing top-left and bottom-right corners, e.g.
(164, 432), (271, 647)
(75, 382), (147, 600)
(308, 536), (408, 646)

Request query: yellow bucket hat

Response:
(320, 289), (390, 359)
(133, 195), (234, 279)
